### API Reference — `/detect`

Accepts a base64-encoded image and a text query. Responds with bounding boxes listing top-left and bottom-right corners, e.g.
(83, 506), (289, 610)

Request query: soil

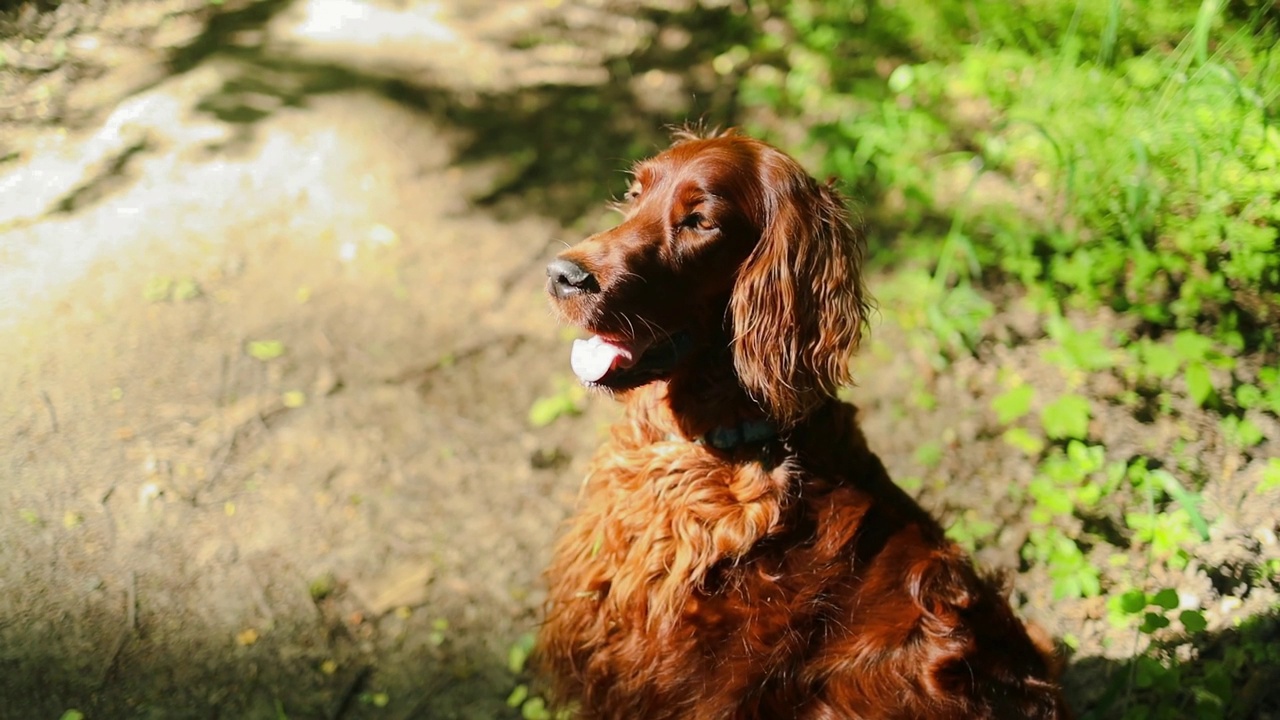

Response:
(1, 1), (1276, 719)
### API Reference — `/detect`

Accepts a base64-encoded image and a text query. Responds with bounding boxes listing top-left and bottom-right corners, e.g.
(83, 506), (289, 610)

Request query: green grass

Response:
(744, 0), (1279, 345)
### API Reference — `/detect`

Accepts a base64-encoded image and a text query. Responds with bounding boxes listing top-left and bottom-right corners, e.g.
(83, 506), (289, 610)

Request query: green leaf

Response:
(913, 441), (943, 468)
(1261, 458), (1280, 492)
(522, 697), (551, 720)
(1125, 511), (1153, 534)
(247, 340), (286, 361)
(308, 573), (335, 601)
(1003, 427), (1045, 455)
(992, 385), (1035, 424)
(507, 685), (530, 708)
(1066, 441), (1104, 473)
(1151, 469), (1210, 540)
(1235, 384), (1263, 409)
(1136, 339), (1180, 380)
(1151, 588), (1179, 610)
(59, 712), (85, 720)
(528, 393), (581, 428)
(1134, 656), (1162, 689)
(1046, 325), (1115, 371)
(143, 276), (173, 302)
(911, 389), (937, 411)
(1140, 611), (1171, 633)
(1078, 571), (1101, 598)
(173, 278), (202, 302)
(1040, 394), (1091, 440)
(1172, 332), (1213, 363)
(1076, 483), (1102, 507)
(1030, 478), (1074, 515)
(1180, 609), (1208, 633)
(508, 633), (536, 674)
(1185, 361), (1213, 406)
(1224, 416), (1264, 447)
(1118, 589), (1148, 614)
(888, 64), (915, 93)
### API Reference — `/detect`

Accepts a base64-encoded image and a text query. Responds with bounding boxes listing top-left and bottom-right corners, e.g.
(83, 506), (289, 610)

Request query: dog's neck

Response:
(627, 333), (780, 448)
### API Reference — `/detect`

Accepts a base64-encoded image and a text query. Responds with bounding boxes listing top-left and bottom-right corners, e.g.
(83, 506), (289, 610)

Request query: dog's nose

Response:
(547, 258), (597, 298)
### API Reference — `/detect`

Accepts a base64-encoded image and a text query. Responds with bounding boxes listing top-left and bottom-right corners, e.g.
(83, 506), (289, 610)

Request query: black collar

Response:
(697, 418), (779, 450)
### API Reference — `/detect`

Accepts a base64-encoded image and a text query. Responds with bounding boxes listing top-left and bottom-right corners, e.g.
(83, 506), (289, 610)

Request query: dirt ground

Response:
(0, 2), (743, 718)
(1, 1), (1277, 719)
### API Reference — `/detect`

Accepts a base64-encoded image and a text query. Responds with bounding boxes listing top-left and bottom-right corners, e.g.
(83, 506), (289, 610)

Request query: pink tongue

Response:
(571, 335), (638, 383)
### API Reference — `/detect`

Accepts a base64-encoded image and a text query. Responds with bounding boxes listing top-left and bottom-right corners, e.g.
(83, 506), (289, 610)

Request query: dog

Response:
(536, 129), (1070, 719)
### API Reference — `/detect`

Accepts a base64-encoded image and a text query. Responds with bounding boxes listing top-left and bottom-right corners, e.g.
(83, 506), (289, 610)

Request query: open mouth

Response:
(569, 332), (693, 389)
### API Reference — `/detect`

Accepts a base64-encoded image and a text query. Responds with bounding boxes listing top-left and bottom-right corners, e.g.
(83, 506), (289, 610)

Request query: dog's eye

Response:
(681, 213), (716, 231)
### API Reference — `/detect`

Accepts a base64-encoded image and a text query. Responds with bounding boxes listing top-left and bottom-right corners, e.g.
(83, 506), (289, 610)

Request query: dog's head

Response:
(547, 130), (869, 427)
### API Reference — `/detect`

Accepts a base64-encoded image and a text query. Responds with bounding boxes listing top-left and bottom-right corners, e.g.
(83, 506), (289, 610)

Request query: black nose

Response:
(546, 258), (598, 299)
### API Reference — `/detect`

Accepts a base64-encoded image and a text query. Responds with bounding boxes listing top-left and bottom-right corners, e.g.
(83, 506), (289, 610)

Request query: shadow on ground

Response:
(1067, 610), (1280, 720)
(167, 0), (757, 224)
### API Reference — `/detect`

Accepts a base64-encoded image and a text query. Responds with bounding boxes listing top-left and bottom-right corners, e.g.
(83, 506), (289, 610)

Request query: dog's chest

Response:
(554, 443), (795, 642)
(539, 441), (840, 718)
(588, 441), (786, 575)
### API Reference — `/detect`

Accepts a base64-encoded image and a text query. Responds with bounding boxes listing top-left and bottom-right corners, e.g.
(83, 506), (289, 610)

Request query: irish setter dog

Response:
(538, 130), (1069, 719)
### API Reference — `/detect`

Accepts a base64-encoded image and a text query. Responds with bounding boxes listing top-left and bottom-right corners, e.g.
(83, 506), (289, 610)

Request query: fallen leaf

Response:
(173, 278), (202, 301)
(143, 276), (172, 302)
(246, 340), (285, 361)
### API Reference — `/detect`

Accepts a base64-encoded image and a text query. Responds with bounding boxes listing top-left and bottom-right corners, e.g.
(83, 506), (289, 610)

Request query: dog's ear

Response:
(730, 158), (869, 427)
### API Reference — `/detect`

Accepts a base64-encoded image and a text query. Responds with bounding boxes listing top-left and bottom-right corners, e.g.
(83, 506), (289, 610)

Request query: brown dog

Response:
(538, 130), (1070, 719)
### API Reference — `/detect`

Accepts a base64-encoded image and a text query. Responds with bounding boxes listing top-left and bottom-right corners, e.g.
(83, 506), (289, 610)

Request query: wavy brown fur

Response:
(538, 131), (1070, 719)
